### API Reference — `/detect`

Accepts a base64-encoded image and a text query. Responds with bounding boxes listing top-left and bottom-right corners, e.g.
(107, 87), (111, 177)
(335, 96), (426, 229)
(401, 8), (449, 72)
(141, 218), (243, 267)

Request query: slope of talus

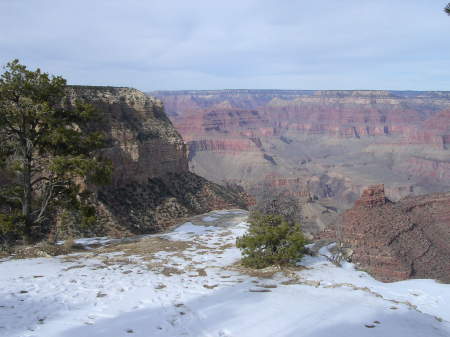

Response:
(58, 86), (249, 237)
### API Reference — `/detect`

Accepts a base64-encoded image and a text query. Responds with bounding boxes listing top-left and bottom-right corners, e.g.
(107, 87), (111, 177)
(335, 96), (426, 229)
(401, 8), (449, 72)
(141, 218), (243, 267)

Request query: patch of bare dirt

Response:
(227, 263), (307, 279)
(161, 267), (184, 276)
(13, 243), (72, 259)
(97, 237), (192, 257)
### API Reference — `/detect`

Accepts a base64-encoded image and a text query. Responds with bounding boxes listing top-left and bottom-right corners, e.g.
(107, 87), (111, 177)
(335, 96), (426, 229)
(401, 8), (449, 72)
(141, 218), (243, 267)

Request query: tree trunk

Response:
(22, 147), (34, 243)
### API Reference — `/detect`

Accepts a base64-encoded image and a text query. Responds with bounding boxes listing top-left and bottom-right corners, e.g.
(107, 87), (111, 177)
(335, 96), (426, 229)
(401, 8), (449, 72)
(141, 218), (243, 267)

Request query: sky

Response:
(1, 1), (450, 91)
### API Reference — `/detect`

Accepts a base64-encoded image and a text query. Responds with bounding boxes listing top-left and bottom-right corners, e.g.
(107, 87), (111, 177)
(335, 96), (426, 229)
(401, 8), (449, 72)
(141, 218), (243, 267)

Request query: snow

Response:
(56, 237), (116, 249)
(202, 216), (218, 222)
(73, 237), (111, 246)
(0, 209), (449, 337)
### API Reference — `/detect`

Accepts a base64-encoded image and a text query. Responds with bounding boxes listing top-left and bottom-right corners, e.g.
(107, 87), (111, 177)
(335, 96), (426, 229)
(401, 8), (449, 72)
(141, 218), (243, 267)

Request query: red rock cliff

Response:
(62, 86), (248, 237)
(341, 185), (450, 283)
(154, 90), (450, 186)
(154, 90), (450, 145)
(151, 90), (450, 228)
(66, 86), (189, 186)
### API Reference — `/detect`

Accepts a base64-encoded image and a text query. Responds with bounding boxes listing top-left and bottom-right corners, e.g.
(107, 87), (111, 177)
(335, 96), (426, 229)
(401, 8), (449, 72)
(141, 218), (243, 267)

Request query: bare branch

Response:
(33, 182), (55, 224)
(31, 176), (50, 186)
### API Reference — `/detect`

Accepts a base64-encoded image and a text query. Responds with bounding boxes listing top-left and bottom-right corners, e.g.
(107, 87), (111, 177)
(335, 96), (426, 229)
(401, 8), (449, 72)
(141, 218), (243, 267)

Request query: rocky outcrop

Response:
(97, 171), (247, 235)
(65, 86), (189, 186)
(354, 184), (387, 208)
(341, 185), (450, 283)
(61, 86), (247, 237)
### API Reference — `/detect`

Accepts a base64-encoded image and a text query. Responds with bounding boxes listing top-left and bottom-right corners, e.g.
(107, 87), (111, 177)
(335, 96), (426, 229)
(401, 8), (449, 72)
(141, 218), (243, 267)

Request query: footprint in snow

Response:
(365, 321), (380, 328)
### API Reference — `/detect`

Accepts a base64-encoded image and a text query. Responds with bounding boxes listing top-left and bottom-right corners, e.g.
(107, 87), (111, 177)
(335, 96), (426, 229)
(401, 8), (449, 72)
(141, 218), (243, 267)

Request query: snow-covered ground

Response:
(1, 209), (449, 337)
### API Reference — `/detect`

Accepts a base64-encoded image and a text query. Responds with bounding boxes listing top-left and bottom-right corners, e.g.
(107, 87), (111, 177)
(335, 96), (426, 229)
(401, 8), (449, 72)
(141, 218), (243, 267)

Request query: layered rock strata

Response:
(65, 86), (188, 185)
(63, 86), (247, 237)
(155, 90), (450, 147)
(153, 90), (450, 231)
(341, 185), (450, 283)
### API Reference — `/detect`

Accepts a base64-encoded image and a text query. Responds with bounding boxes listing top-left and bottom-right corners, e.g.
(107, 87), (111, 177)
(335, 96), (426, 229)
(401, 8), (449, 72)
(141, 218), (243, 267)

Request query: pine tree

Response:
(236, 213), (307, 268)
(0, 60), (111, 243)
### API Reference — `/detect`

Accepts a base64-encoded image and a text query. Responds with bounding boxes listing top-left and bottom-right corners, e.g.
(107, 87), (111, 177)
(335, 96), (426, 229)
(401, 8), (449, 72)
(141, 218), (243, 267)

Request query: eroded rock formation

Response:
(66, 86), (188, 185)
(155, 90), (450, 147)
(341, 185), (450, 283)
(145, 89), (450, 283)
(61, 86), (247, 237)
(153, 90), (450, 233)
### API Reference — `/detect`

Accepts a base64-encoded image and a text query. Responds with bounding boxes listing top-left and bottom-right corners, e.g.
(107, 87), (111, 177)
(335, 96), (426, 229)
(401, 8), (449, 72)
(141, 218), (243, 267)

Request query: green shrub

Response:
(236, 213), (308, 269)
(0, 212), (24, 247)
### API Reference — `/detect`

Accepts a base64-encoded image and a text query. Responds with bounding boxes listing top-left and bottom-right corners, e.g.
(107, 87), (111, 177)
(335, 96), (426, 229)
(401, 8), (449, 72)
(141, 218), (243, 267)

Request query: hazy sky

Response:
(1, 1), (450, 91)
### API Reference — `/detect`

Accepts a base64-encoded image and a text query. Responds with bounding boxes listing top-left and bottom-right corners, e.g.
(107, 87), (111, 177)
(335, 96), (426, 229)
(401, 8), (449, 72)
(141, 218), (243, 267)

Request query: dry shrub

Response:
(13, 241), (71, 258)
(63, 238), (75, 249)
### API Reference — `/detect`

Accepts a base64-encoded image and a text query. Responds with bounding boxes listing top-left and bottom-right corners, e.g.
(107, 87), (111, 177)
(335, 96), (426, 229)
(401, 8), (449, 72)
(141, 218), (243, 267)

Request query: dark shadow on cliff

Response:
(65, 87), (248, 237)
(98, 172), (248, 235)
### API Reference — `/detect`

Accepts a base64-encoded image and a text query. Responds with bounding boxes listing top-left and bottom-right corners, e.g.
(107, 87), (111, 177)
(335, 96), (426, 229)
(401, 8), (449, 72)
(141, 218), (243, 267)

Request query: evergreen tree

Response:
(236, 213), (307, 269)
(0, 60), (111, 243)
(445, 3), (450, 15)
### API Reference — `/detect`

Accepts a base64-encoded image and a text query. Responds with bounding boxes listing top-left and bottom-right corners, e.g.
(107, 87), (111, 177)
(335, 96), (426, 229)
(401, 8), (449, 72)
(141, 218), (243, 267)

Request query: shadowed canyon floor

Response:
(1, 210), (449, 337)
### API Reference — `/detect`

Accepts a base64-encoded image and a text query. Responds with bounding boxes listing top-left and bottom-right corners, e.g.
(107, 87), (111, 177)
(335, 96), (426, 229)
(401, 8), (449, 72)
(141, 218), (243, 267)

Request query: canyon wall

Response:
(66, 86), (189, 185)
(155, 90), (450, 147)
(340, 185), (450, 283)
(62, 86), (247, 237)
(153, 90), (450, 189)
(152, 90), (450, 233)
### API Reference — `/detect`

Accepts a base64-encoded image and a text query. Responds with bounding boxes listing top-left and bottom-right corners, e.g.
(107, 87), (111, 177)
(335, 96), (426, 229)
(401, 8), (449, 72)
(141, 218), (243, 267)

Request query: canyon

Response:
(153, 90), (450, 234)
(60, 86), (247, 238)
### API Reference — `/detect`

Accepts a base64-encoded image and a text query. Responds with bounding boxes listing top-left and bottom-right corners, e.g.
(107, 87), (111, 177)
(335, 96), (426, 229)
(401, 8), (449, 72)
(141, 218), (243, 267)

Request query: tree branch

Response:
(33, 182), (55, 224)
(31, 176), (50, 186)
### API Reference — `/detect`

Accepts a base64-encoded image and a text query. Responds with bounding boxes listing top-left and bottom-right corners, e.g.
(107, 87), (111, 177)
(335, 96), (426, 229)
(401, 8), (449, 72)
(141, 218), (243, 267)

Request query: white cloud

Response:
(1, 0), (449, 90)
